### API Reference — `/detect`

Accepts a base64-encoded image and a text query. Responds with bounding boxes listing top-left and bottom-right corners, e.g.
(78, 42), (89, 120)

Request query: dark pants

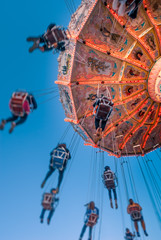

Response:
(80, 224), (93, 240)
(43, 166), (65, 189)
(108, 188), (117, 200)
(6, 113), (28, 126)
(95, 118), (107, 131)
(40, 208), (55, 223)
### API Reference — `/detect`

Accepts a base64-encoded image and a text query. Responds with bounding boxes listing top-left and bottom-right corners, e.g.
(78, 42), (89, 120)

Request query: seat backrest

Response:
(130, 210), (142, 221)
(86, 213), (98, 227)
(104, 171), (115, 188)
(10, 92), (28, 116)
(51, 147), (69, 170)
(96, 98), (113, 120)
(42, 193), (53, 210)
(44, 28), (68, 47)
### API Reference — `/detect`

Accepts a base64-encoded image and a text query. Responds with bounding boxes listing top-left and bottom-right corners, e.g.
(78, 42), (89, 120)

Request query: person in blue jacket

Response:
(124, 228), (135, 240)
(79, 201), (99, 240)
(40, 188), (59, 225)
(41, 143), (71, 192)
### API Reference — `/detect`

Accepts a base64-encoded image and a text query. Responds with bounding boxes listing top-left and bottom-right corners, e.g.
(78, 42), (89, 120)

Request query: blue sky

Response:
(0, 0), (161, 240)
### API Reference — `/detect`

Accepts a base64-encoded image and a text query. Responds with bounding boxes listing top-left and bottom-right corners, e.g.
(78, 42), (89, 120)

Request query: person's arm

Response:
(31, 96), (37, 109)
(39, 44), (53, 52)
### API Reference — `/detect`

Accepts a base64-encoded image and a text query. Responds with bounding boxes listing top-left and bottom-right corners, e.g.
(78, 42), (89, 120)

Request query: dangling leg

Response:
(112, 0), (119, 10)
(108, 189), (113, 208)
(47, 208), (55, 225)
(27, 36), (45, 53)
(57, 169), (65, 193)
(118, 0), (127, 16)
(101, 120), (107, 132)
(88, 226), (93, 240)
(141, 218), (148, 236)
(113, 188), (118, 209)
(79, 224), (87, 240)
(41, 166), (55, 188)
(40, 208), (46, 223)
(9, 113), (28, 133)
(0, 114), (18, 130)
(95, 118), (100, 130)
(134, 221), (140, 237)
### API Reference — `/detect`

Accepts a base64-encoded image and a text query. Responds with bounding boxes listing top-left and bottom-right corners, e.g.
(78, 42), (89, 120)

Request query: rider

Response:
(93, 95), (113, 137)
(0, 92), (37, 133)
(40, 188), (59, 225)
(112, 0), (142, 19)
(41, 143), (71, 192)
(27, 23), (69, 53)
(127, 199), (148, 237)
(102, 166), (118, 209)
(79, 201), (99, 240)
(124, 228), (135, 240)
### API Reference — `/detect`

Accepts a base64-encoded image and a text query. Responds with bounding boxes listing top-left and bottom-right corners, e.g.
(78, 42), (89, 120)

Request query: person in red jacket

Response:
(127, 199), (148, 237)
(0, 92), (37, 133)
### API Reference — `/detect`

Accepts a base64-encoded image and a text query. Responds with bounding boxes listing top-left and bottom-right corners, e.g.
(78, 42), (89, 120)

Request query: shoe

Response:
(56, 187), (59, 193)
(115, 202), (118, 209)
(41, 181), (45, 188)
(26, 37), (39, 42)
(0, 119), (6, 130)
(47, 219), (50, 225)
(29, 41), (39, 53)
(40, 218), (43, 223)
(137, 232), (140, 237)
(144, 230), (148, 237)
(110, 201), (113, 208)
(9, 122), (16, 133)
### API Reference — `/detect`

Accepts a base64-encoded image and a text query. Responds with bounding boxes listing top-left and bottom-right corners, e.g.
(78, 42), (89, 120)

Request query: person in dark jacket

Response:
(41, 143), (71, 192)
(27, 23), (68, 53)
(102, 166), (118, 209)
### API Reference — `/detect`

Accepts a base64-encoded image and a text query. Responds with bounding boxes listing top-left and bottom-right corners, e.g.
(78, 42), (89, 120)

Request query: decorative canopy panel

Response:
(56, 0), (161, 157)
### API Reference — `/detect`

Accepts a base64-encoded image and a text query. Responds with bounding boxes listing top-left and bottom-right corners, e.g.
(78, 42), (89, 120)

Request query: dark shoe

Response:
(27, 37), (39, 42)
(40, 218), (43, 223)
(29, 41), (40, 53)
(41, 181), (45, 188)
(137, 232), (140, 237)
(110, 201), (113, 208)
(0, 119), (6, 130)
(47, 219), (50, 225)
(144, 230), (148, 237)
(9, 122), (16, 133)
(115, 202), (118, 209)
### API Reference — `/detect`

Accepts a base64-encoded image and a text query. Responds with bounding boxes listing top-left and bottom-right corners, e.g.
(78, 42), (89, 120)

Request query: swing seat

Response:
(104, 171), (115, 189)
(130, 210), (142, 221)
(44, 27), (68, 48)
(95, 98), (113, 121)
(42, 193), (53, 210)
(86, 213), (98, 227)
(51, 147), (70, 170)
(10, 92), (28, 116)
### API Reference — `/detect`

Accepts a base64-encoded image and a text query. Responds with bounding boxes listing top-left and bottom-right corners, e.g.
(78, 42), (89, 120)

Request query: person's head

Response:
(51, 188), (57, 194)
(105, 166), (110, 171)
(129, 198), (134, 205)
(58, 143), (66, 148)
(136, 51), (143, 60)
(126, 228), (130, 233)
(89, 201), (95, 210)
(47, 23), (56, 31)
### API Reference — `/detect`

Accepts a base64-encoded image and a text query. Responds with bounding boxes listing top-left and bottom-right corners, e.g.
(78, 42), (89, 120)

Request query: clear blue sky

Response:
(0, 0), (161, 240)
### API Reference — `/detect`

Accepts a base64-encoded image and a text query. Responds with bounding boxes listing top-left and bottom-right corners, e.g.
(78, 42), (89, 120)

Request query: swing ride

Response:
(56, 0), (161, 157)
